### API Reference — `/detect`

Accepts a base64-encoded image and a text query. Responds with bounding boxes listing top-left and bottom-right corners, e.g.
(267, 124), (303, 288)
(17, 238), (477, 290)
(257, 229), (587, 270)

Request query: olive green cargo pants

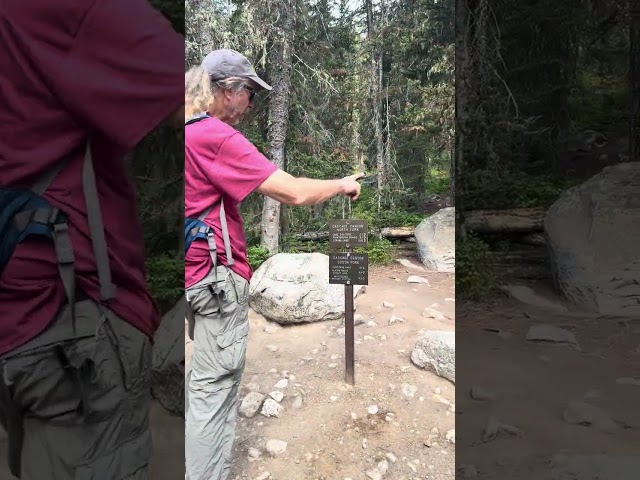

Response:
(185, 265), (250, 480)
(0, 299), (152, 479)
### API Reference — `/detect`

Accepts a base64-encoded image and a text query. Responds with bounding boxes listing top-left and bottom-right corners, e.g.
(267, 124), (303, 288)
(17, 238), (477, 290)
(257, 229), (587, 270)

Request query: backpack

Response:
(184, 114), (234, 284)
(0, 141), (115, 335)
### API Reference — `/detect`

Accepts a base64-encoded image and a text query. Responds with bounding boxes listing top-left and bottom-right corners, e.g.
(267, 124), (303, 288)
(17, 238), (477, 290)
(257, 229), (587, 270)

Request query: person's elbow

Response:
(257, 171), (305, 206)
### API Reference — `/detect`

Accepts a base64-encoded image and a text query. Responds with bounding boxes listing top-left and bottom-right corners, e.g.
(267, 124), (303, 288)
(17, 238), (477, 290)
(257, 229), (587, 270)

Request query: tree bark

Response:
(366, 0), (385, 212)
(455, 0), (470, 239)
(631, 0), (640, 161)
(261, 0), (295, 254)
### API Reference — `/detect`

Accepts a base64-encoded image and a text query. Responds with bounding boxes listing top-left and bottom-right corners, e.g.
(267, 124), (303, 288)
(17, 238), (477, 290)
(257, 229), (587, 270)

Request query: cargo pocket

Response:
(215, 320), (249, 376)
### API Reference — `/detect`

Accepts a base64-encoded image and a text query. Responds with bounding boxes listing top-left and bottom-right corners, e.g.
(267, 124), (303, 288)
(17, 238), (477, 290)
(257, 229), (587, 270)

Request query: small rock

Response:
(386, 452), (397, 463)
(330, 354), (341, 360)
(446, 429), (455, 444)
(367, 321), (377, 328)
(330, 395), (339, 402)
(264, 324), (279, 334)
(526, 324), (579, 348)
(389, 315), (405, 325)
(383, 301), (395, 308)
(483, 417), (523, 442)
(239, 392), (266, 418)
(351, 412), (358, 420)
(401, 383), (417, 399)
(328, 363), (338, 369)
(364, 335), (375, 341)
(367, 405), (379, 415)
(254, 472), (271, 480)
(407, 275), (430, 285)
(248, 447), (262, 461)
(269, 391), (284, 402)
(432, 394), (451, 405)
(422, 307), (447, 321)
(337, 327), (346, 337)
(563, 400), (620, 433)
(261, 399), (284, 418)
(292, 393), (304, 409)
(354, 314), (365, 325)
(470, 385), (495, 401)
(445, 297), (454, 302)
(396, 258), (426, 271)
(378, 334), (387, 341)
(274, 379), (289, 389)
(266, 344), (279, 352)
(265, 439), (287, 456)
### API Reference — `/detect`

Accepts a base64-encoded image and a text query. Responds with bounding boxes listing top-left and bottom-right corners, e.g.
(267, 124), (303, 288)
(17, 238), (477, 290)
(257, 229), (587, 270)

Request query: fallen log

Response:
(295, 231), (329, 241)
(464, 207), (546, 233)
(294, 228), (416, 241)
(380, 226), (415, 238)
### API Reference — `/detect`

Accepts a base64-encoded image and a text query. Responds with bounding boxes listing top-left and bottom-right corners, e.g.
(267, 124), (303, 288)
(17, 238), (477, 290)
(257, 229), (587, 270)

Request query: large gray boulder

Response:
(415, 207), (455, 272)
(249, 253), (365, 325)
(545, 163), (640, 317)
(411, 330), (455, 383)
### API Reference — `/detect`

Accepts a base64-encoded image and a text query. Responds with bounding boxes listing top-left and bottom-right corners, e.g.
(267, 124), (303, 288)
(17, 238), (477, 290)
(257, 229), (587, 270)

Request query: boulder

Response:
(151, 297), (186, 416)
(545, 163), (640, 317)
(249, 253), (365, 325)
(415, 207), (455, 272)
(411, 330), (455, 383)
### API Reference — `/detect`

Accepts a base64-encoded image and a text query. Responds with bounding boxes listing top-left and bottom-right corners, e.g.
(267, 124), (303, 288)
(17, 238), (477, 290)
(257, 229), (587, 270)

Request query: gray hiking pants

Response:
(185, 265), (250, 480)
(0, 298), (153, 479)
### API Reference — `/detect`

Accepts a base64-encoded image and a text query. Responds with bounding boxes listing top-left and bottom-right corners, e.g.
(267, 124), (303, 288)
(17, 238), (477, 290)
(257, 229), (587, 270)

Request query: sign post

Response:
(328, 219), (368, 385)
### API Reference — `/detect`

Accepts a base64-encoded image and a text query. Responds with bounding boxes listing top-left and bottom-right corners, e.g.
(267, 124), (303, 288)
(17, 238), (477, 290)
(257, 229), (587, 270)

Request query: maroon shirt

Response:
(184, 116), (278, 289)
(0, 0), (184, 355)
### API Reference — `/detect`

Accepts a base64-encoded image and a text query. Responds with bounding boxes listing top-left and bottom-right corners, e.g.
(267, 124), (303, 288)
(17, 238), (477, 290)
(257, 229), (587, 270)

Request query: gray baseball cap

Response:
(202, 49), (272, 91)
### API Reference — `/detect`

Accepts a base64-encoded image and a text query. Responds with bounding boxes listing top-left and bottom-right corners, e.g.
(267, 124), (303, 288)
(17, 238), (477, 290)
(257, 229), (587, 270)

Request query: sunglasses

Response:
(242, 85), (257, 102)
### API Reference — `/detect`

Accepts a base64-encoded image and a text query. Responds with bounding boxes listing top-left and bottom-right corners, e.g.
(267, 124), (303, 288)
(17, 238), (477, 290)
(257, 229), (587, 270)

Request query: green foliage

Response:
(460, 169), (574, 210)
(568, 73), (628, 131)
(145, 254), (184, 314)
(455, 235), (495, 301)
(356, 238), (395, 265)
(247, 245), (272, 270)
(350, 187), (425, 229)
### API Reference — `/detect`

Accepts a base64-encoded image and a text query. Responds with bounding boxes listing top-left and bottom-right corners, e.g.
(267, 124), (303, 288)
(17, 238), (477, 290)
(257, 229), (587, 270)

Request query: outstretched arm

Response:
(257, 169), (364, 206)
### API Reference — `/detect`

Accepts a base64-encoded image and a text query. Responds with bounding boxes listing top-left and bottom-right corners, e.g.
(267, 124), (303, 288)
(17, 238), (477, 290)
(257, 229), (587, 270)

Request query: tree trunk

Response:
(366, 0), (384, 212)
(455, 0), (470, 239)
(631, 0), (640, 161)
(261, 0), (294, 254)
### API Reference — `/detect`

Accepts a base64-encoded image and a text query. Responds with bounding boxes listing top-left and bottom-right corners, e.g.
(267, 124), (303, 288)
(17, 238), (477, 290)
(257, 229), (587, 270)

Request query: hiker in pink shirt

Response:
(184, 49), (364, 480)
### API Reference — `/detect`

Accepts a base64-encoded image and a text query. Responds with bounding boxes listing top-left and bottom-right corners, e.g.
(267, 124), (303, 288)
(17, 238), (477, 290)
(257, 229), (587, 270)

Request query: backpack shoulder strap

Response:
(82, 140), (116, 301)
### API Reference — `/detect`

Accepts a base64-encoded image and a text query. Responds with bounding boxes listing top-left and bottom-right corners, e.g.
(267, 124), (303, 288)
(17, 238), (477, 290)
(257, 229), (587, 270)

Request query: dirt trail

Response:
(457, 277), (640, 479)
(224, 260), (456, 480)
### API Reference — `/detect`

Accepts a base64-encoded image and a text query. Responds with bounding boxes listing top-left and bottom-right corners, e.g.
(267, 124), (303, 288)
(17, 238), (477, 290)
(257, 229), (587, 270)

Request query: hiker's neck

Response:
(208, 99), (234, 125)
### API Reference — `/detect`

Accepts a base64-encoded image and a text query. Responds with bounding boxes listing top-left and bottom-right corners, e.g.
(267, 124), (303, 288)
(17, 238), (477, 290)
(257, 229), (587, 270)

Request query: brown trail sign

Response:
(328, 219), (369, 385)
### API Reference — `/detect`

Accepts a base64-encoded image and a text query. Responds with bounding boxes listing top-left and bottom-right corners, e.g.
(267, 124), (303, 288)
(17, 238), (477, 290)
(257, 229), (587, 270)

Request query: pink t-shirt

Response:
(185, 116), (278, 288)
(0, 0), (184, 355)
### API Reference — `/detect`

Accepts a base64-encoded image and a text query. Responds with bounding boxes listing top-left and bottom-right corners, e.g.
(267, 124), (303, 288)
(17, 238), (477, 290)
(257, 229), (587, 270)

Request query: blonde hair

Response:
(185, 66), (250, 121)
